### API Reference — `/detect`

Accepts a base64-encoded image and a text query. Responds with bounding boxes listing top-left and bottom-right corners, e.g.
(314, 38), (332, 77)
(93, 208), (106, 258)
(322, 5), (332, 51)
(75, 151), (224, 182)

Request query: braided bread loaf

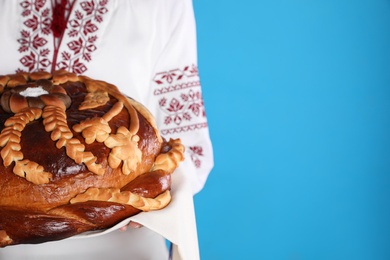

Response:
(0, 70), (184, 247)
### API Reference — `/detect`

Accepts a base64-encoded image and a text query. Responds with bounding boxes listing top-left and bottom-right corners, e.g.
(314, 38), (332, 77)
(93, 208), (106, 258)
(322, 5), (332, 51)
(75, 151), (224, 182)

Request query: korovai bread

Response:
(0, 70), (184, 247)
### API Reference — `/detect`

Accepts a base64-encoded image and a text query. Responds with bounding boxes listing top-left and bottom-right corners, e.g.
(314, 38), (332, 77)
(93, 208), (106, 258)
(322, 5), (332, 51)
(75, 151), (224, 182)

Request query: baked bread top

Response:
(0, 70), (184, 247)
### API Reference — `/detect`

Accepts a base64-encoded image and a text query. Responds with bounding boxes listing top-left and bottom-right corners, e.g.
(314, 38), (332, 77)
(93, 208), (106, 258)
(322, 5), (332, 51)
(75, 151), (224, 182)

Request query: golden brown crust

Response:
(0, 75), (10, 88)
(52, 69), (79, 84)
(7, 74), (28, 88)
(0, 70), (185, 247)
(0, 230), (12, 246)
(70, 189), (171, 211)
(78, 91), (110, 110)
(29, 71), (52, 81)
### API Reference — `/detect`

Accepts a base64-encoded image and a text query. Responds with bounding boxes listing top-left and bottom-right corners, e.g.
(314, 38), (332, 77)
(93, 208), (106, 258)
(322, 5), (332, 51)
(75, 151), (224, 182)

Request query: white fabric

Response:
(0, 228), (168, 260)
(0, 0), (214, 259)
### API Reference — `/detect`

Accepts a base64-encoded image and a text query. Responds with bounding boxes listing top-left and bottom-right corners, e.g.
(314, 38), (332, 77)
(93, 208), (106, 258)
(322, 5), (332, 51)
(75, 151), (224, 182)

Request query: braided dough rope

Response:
(70, 189), (172, 212)
(0, 107), (52, 184)
(69, 138), (185, 211)
(42, 105), (73, 143)
(42, 104), (105, 176)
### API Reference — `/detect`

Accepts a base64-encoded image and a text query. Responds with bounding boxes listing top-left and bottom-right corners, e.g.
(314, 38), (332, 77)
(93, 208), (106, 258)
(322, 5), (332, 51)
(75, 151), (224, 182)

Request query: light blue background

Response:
(192, 1), (390, 259)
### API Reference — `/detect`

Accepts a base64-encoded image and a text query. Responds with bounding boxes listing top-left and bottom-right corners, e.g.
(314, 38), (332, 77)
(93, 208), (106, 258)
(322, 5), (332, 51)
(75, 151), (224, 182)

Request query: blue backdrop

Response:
(192, 1), (390, 259)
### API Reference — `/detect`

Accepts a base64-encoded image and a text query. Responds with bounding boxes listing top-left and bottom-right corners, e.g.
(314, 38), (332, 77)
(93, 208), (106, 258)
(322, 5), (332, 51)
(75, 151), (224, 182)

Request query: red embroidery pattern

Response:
(56, 0), (109, 73)
(17, 0), (109, 74)
(160, 122), (208, 136)
(159, 89), (205, 126)
(189, 146), (203, 168)
(154, 64), (208, 168)
(154, 64), (207, 131)
(17, 0), (52, 72)
(153, 64), (199, 90)
(153, 81), (200, 96)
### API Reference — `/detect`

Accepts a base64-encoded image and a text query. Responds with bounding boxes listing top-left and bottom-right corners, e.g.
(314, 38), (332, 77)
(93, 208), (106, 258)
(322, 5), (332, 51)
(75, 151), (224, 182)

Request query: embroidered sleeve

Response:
(150, 0), (213, 194)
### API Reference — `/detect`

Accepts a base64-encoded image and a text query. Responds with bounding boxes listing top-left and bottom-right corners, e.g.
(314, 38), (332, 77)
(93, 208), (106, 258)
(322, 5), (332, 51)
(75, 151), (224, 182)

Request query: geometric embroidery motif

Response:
(153, 64), (209, 169)
(189, 145), (204, 168)
(17, 0), (53, 72)
(56, 0), (109, 74)
(158, 89), (205, 126)
(153, 64), (199, 85)
(154, 64), (208, 135)
(17, 0), (109, 74)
